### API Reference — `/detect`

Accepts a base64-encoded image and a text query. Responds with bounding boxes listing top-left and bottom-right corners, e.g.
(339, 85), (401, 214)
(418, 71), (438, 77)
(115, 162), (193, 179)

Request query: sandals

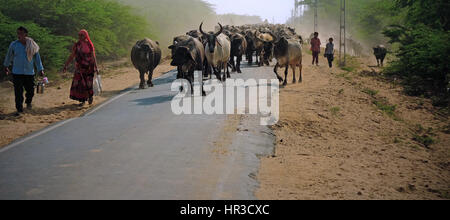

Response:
(88, 97), (93, 105)
(78, 97), (93, 107)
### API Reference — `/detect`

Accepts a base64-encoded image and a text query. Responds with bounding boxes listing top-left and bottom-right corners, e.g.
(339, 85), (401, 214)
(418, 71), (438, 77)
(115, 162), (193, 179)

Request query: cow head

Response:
(170, 46), (196, 72)
(274, 37), (289, 57)
(199, 22), (223, 54)
(245, 30), (257, 50)
(136, 43), (152, 62)
(373, 47), (379, 54)
(231, 34), (243, 53)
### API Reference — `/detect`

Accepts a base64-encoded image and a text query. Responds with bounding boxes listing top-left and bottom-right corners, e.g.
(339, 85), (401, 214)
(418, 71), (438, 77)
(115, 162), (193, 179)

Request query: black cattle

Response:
(230, 33), (247, 73)
(373, 45), (387, 67)
(169, 36), (206, 96)
(131, 38), (161, 89)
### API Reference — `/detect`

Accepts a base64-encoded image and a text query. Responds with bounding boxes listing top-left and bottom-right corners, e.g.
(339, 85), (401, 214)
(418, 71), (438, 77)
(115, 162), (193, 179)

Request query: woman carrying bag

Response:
(63, 29), (99, 106)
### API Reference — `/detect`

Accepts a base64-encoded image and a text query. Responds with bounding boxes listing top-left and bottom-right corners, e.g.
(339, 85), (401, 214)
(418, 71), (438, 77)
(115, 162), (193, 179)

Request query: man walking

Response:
(310, 32), (321, 66)
(3, 26), (44, 116)
(324, 38), (335, 68)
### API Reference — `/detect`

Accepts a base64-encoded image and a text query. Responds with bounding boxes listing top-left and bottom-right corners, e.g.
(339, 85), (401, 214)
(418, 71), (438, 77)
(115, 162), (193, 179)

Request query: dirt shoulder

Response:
(0, 58), (175, 148)
(256, 52), (450, 200)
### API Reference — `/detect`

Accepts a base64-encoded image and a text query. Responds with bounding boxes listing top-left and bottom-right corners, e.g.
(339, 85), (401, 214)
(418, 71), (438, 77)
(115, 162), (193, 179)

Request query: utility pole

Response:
(313, 0), (318, 33)
(339, 0), (346, 66)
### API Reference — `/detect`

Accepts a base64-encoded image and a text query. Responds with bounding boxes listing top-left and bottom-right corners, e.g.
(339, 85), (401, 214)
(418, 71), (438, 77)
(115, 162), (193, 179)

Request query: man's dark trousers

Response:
(12, 74), (35, 112)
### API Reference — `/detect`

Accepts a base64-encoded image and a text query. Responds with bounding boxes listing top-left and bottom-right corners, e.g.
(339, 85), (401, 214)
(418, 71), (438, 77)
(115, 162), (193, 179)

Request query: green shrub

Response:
(0, 12), (71, 75)
(382, 0), (450, 106)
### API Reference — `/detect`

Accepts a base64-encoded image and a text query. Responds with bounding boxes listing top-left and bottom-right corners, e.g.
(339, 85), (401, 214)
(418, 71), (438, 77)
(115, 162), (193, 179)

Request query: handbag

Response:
(93, 72), (103, 96)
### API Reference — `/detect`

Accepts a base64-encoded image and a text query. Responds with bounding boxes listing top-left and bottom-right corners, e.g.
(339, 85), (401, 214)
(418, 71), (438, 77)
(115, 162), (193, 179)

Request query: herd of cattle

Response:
(131, 23), (388, 95)
(131, 23), (304, 94)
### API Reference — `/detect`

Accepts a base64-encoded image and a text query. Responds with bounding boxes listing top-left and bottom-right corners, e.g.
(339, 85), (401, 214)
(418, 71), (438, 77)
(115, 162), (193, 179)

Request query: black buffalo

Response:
(131, 38), (161, 89)
(169, 36), (206, 96)
(373, 45), (387, 67)
(229, 33), (247, 73)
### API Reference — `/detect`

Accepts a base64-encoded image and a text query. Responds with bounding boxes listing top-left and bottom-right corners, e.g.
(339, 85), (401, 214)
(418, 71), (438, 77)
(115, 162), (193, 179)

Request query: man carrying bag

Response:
(3, 26), (45, 116)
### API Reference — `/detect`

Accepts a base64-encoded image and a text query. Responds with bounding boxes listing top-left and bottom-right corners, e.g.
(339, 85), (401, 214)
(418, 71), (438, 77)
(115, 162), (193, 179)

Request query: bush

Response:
(382, 0), (450, 106)
(0, 12), (72, 76)
(383, 25), (450, 104)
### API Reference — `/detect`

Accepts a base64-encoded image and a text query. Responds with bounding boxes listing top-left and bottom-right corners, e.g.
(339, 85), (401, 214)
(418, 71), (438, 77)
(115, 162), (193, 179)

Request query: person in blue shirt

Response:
(3, 26), (45, 115)
(324, 38), (335, 68)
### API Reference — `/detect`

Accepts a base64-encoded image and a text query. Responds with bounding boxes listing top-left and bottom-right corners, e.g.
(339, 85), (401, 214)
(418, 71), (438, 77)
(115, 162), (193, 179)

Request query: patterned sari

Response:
(69, 30), (97, 102)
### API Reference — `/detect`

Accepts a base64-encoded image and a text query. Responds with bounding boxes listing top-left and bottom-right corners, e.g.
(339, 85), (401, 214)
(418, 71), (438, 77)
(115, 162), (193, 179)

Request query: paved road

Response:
(0, 62), (276, 200)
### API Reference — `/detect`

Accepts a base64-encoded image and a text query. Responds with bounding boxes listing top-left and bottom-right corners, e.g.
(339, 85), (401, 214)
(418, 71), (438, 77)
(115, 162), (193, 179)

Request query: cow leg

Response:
(226, 61), (231, 79)
(256, 50), (261, 67)
(381, 57), (385, 67)
(247, 52), (253, 64)
(274, 63), (283, 83)
(139, 70), (146, 89)
(231, 56), (236, 72)
(214, 66), (221, 80)
(298, 64), (303, 83)
(292, 65), (296, 84)
(237, 55), (242, 73)
(147, 67), (155, 87)
(208, 64), (213, 79)
(199, 70), (206, 97)
(260, 53), (264, 67)
(188, 71), (194, 95)
(203, 62), (210, 78)
(222, 63), (227, 82)
(179, 72), (185, 92)
(283, 63), (289, 86)
(221, 63), (226, 82)
(177, 66), (183, 79)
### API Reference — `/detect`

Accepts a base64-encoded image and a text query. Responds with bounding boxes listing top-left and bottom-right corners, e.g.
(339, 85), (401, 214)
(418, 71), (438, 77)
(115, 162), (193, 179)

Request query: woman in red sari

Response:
(63, 29), (98, 106)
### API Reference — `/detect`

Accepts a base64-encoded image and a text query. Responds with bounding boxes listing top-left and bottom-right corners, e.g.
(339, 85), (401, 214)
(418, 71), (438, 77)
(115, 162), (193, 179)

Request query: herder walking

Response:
(3, 26), (45, 116)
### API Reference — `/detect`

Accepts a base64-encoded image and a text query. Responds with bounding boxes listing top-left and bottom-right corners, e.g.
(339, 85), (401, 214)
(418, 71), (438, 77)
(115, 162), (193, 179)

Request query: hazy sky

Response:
(204, 0), (294, 24)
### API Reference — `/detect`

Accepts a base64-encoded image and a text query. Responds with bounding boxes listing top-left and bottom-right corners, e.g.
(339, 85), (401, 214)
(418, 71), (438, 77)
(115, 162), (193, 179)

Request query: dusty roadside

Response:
(256, 52), (450, 200)
(0, 59), (175, 148)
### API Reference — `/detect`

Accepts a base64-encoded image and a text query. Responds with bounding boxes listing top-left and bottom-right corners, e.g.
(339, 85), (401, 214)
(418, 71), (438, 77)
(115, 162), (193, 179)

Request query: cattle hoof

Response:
(147, 82), (154, 87)
(237, 70), (242, 74)
(292, 80), (296, 84)
(277, 77), (283, 82)
(283, 81), (287, 86)
(139, 84), (146, 89)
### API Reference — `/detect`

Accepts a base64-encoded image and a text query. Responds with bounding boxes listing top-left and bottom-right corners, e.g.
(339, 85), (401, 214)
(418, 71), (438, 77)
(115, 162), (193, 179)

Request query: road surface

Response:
(0, 62), (276, 200)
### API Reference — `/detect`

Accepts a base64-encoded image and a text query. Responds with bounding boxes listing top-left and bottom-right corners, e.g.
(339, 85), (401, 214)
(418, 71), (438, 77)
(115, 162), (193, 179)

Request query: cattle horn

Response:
(199, 22), (207, 36)
(214, 23), (223, 36)
(199, 22), (206, 35)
